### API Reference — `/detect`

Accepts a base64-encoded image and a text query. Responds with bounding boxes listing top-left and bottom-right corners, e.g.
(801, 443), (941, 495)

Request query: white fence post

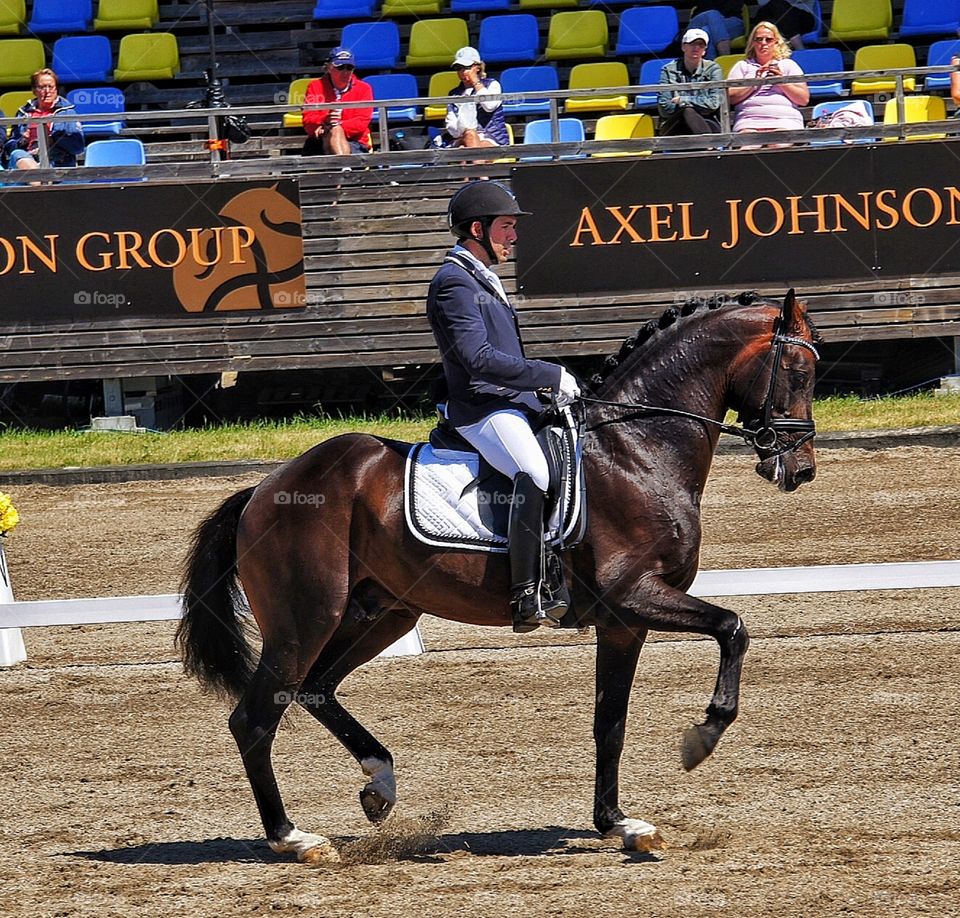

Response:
(0, 541), (27, 667)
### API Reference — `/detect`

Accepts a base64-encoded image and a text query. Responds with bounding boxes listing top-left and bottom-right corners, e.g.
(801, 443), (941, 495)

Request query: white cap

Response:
(451, 46), (482, 68)
(681, 28), (710, 45)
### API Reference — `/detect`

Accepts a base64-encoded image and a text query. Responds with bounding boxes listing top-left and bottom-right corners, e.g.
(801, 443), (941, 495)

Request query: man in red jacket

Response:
(302, 47), (374, 156)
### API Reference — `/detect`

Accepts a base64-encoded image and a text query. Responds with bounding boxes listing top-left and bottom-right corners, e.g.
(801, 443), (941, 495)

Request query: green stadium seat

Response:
(113, 33), (180, 82)
(565, 62), (630, 114)
(282, 78), (312, 128)
(94, 0), (159, 31)
(593, 113), (654, 157)
(519, 0), (577, 9)
(0, 38), (44, 87)
(381, 0), (443, 16)
(0, 0), (25, 34)
(405, 18), (469, 69)
(850, 44), (916, 95)
(827, 0), (892, 43)
(424, 70), (460, 119)
(545, 11), (608, 60)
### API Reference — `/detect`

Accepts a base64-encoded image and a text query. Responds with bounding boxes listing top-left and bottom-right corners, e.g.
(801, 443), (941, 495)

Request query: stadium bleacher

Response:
(0, 1), (951, 160)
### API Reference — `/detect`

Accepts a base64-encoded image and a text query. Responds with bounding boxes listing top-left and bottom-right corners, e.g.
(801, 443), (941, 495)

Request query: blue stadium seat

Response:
(479, 14), (540, 64)
(899, 0), (960, 38)
(802, 0), (825, 44)
(312, 0), (378, 20)
(28, 0), (93, 33)
(500, 65), (558, 115)
(365, 73), (419, 121)
(83, 137), (146, 181)
(615, 6), (679, 56)
(634, 57), (673, 109)
(67, 87), (126, 137)
(451, 0), (510, 11)
(52, 36), (113, 84)
(792, 47), (846, 98)
(341, 21), (401, 69)
(810, 99), (875, 146)
(521, 116), (586, 161)
(924, 39), (960, 91)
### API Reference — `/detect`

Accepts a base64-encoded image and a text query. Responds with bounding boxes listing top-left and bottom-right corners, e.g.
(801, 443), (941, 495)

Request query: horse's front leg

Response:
(594, 623), (666, 853)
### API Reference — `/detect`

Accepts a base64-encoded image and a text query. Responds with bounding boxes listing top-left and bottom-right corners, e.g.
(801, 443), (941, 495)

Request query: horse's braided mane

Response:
(588, 291), (760, 391)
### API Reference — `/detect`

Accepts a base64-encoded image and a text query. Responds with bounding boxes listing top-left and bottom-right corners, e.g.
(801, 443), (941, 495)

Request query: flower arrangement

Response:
(0, 492), (19, 536)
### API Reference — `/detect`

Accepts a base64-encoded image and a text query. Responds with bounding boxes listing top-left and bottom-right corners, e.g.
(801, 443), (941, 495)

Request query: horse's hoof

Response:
(681, 723), (711, 771)
(300, 841), (341, 866)
(626, 827), (668, 853)
(360, 784), (395, 825)
(605, 818), (667, 853)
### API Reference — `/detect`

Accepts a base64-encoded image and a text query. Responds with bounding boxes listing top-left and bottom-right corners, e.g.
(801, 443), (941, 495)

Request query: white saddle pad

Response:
(404, 434), (585, 554)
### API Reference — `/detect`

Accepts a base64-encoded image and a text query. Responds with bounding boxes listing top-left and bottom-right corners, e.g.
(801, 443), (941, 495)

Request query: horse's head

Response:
(732, 290), (819, 493)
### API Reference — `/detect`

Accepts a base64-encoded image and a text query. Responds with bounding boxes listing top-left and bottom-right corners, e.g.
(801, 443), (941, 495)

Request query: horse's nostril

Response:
(797, 465), (816, 484)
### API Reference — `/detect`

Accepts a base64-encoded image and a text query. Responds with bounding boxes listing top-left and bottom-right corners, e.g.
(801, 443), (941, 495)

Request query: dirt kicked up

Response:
(1, 445), (958, 917)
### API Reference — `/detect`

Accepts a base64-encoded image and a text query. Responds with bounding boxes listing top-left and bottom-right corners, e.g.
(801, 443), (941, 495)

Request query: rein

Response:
(581, 332), (820, 455)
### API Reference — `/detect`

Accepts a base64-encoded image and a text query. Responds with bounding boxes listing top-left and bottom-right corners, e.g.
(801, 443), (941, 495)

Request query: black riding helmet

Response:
(448, 180), (531, 262)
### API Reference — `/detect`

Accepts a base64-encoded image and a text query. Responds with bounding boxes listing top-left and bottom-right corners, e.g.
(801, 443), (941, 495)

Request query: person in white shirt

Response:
(440, 47), (509, 148)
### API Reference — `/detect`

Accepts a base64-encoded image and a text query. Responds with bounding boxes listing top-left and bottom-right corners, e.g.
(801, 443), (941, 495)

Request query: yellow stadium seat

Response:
(592, 113), (655, 157)
(545, 11), (608, 60)
(405, 18), (469, 69)
(715, 53), (746, 78)
(492, 122), (516, 163)
(381, 0), (442, 16)
(282, 78), (312, 129)
(0, 0), (25, 34)
(827, 0), (892, 43)
(519, 0), (577, 8)
(882, 95), (947, 141)
(0, 38), (44, 87)
(424, 70), (461, 120)
(850, 44), (916, 95)
(0, 88), (30, 115)
(565, 62), (630, 114)
(113, 33), (180, 81)
(94, 0), (159, 30)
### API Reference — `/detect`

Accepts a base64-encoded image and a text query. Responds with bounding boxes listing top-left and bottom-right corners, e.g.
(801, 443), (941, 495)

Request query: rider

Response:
(426, 180), (581, 632)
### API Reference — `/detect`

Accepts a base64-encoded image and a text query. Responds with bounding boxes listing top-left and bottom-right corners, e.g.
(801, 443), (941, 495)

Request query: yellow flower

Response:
(0, 492), (19, 535)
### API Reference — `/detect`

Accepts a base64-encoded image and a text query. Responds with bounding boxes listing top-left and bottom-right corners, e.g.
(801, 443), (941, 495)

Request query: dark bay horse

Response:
(177, 290), (819, 864)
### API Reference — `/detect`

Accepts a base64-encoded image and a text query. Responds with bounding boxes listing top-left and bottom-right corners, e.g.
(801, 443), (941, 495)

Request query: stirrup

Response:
(511, 585), (566, 633)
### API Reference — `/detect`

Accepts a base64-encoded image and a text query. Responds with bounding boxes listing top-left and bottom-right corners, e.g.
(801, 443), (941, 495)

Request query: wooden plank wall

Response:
(1, 157), (959, 384)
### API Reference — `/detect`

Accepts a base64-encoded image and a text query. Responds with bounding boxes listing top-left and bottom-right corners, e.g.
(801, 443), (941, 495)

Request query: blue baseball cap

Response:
(328, 46), (356, 67)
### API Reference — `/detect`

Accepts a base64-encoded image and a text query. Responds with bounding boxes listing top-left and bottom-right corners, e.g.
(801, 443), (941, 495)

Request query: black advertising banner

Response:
(0, 179), (306, 322)
(512, 142), (960, 296)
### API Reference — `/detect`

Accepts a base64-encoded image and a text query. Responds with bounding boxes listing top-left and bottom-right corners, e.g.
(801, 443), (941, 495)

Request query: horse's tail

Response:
(176, 487), (258, 702)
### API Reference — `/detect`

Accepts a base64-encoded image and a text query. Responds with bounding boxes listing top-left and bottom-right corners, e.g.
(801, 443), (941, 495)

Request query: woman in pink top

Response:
(727, 22), (809, 137)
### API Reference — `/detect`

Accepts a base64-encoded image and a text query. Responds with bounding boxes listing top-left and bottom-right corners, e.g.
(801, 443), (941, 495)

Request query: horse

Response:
(177, 289), (819, 865)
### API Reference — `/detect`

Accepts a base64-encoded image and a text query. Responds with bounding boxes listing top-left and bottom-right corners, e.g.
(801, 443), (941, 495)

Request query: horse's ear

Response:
(782, 288), (804, 336)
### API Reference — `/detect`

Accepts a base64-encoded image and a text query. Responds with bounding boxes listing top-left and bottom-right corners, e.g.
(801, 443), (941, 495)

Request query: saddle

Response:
(403, 407), (586, 554)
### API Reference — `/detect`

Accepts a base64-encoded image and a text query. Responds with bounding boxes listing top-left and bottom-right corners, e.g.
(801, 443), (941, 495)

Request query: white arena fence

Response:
(2, 560), (959, 667)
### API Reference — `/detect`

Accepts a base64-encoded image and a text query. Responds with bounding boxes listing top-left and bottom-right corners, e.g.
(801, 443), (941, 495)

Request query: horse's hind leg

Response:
(228, 637), (342, 865)
(297, 590), (421, 825)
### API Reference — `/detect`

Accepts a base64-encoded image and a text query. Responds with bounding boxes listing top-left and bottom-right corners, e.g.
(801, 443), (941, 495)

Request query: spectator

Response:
(658, 28), (724, 136)
(951, 54), (960, 108)
(3, 68), (83, 171)
(437, 47), (508, 149)
(688, 1), (747, 56)
(727, 22), (808, 140)
(755, 0), (817, 50)
(302, 46), (374, 156)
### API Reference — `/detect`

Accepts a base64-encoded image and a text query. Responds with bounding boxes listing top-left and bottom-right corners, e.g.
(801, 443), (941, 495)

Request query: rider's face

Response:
(485, 216), (518, 264)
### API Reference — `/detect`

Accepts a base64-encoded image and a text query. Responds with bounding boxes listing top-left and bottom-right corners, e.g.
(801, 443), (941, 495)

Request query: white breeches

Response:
(456, 408), (549, 492)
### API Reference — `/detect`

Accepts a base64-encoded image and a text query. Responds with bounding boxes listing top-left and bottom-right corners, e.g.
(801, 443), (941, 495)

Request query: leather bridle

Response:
(581, 327), (819, 458)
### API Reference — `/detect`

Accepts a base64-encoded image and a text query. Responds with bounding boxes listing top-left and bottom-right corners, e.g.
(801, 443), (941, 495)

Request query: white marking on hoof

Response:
(605, 818), (668, 853)
(361, 756), (397, 806)
(269, 828), (340, 865)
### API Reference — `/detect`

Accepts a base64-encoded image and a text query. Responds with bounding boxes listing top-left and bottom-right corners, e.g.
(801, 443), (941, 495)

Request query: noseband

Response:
(744, 332), (819, 455)
(581, 330), (819, 458)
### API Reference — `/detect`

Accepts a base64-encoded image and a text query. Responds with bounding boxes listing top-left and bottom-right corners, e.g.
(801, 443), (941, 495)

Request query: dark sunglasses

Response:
(332, 63), (355, 71)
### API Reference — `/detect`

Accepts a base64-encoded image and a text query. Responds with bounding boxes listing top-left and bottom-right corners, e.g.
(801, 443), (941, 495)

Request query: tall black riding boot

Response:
(509, 473), (568, 633)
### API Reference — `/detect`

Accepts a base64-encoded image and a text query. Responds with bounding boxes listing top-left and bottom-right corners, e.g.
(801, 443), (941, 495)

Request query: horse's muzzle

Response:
(755, 448), (817, 492)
